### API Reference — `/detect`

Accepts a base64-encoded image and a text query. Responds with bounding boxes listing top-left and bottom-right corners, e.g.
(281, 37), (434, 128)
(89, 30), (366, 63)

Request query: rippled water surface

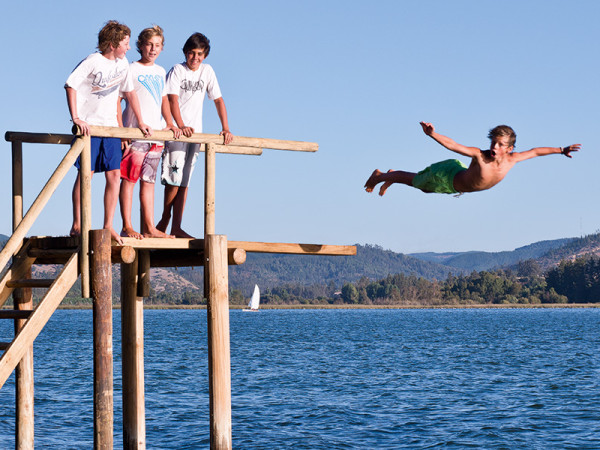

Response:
(1, 308), (599, 449)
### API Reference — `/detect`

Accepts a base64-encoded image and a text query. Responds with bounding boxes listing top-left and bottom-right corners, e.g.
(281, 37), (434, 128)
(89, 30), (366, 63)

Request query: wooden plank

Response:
(5, 131), (74, 145)
(0, 253), (79, 389)
(7, 279), (54, 289)
(228, 241), (357, 256)
(0, 241), (35, 309)
(0, 310), (33, 319)
(116, 237), (355, 255)
(84, 126), (318, 152)
(0, 139), (84, 276)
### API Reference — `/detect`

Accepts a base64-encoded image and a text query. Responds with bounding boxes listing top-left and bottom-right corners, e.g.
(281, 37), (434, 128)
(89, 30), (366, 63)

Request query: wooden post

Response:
(204, 143), (216, 237)
(12, 141), (23, 226)
(121, 252), (146, 449)
(80, 135), (92, 298)
(205, 235), (232, 450)
(12, 139), (35, 449)
(90, 229), (113, 450)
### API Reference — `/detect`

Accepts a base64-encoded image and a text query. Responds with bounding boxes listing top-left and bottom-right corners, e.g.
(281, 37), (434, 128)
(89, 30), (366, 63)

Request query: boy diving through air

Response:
(365, 122), (580, 196)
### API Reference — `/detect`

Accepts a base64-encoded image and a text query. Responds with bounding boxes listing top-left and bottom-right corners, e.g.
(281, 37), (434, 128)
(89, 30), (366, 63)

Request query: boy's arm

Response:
(122, 90), (152, 137)
(168, 94), (194, 137)
(161, 96), (182, 139)
(420, 122), (480, 157)
(512, 144), (581, 162)
(214, 97), (233, 145)
(65, 87), (90, 136)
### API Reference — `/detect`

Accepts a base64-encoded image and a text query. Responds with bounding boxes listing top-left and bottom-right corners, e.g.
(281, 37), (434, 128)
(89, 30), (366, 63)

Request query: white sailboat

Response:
(243, 284), (260, 312)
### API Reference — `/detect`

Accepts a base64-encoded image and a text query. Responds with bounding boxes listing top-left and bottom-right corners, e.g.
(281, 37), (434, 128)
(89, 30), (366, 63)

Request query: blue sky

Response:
(1, 0), (598, 253)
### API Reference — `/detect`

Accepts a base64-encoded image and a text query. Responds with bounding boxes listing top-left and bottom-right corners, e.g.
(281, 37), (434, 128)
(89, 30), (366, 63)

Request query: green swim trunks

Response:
(412, 159), (467, 194)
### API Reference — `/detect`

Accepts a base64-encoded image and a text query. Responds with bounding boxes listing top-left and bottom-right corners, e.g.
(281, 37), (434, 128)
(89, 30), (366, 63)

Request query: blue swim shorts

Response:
(412, 159), (467, 194)
(75, 137), (122, 173)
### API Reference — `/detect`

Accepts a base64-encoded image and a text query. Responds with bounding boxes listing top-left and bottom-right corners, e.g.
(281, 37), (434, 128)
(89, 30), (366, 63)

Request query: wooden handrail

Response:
(83, 126), (318, 152)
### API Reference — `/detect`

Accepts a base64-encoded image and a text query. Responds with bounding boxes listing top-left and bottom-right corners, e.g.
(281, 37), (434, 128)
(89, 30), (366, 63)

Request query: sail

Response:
(248, 284), (260, 310)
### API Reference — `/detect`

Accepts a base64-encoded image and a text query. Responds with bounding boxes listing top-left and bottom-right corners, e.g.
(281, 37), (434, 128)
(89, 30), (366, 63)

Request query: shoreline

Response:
(8, 303), (597, 311)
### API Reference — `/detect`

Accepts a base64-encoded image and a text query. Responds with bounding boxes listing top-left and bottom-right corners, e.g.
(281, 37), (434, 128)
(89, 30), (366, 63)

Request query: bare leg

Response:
(104, 169), (124, 245)
(140, 181), (173, 238)
(156, 184), (178, 233)
(71, 172), (82, 237)
(170, 186), (194, 238)
(364, 169), (416, 196)
(119, 178), (143, 239)
(71, 169), (95, 236)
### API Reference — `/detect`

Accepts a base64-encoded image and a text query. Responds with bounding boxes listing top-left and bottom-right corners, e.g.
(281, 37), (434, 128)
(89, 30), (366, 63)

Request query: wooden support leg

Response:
(205, 234), (232, 450)
(90, 229), (113, 450)
(121, 252), (146, 449)
(14, 268), (34, 449)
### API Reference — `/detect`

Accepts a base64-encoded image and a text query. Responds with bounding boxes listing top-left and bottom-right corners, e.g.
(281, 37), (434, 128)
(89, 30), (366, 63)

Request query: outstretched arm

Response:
(512, 144), (581, 162)
(420, 122), (480, 157)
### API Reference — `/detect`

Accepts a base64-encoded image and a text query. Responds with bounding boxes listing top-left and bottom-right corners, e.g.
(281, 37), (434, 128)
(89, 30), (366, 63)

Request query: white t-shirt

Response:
(121, 61), (167, 130)
(165, 62), (222, 132)
(65, 52), (134, 127)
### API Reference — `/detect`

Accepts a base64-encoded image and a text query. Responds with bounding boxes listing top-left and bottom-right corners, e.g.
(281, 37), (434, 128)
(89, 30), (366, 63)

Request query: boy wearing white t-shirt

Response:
(157, 32), (234, 238)
(65, 20), (151, 244)
(119, 25), (181, 239)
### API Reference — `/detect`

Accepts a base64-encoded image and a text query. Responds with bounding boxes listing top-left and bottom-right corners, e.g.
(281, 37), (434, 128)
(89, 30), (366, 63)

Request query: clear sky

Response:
(1, 0), (598, 253)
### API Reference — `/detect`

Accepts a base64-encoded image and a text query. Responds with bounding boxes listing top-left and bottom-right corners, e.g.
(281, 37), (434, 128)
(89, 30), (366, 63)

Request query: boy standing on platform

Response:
(65, 20), (151, 244)
(157, 32), (234, 238)
(119, 25), (181, 239)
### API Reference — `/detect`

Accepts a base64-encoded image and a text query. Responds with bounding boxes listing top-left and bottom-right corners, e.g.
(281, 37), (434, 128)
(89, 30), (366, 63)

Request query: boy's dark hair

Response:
(183, 33), (210, 57)
(488, 125), (516, 147)
(98, 20), (131, 54)
(137, 25), (164, 53)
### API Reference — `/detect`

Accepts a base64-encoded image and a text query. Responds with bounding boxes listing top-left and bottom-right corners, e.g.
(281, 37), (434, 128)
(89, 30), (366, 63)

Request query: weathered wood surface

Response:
(90, 230), (113, 449)
(0, 253), (79, 389)
(5, 131), (74, 145)
(121, 254), (146, 449)
(0, 139), (84, 276)
(205, 235), (232, 450)
(80, 126), (318, 152)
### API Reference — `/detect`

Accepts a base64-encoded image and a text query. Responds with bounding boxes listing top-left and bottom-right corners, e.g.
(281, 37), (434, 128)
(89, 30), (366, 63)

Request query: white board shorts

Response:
(161, 141), (201, 187)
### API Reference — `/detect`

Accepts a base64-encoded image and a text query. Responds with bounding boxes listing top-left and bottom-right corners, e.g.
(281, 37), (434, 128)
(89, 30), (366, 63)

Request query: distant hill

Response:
(175, 244), (463, 295)
(532, 233), (600, 271)
(409, 238), (575, 272)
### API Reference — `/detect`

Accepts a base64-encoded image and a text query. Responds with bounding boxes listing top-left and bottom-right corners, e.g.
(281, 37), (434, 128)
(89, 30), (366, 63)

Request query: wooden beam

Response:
(5, 131), (74, 145)
(90, 230), (113, 449)
(147, 248), (245, 267)
(121, 253), (146, 448)
(0, 253), (79, 389)
(116, 237), (355, 256)
(228, 241), (357, 256)
(82, 126), (318, 152)
(205, 235), (232, 449)
(0, 139), (84, 276)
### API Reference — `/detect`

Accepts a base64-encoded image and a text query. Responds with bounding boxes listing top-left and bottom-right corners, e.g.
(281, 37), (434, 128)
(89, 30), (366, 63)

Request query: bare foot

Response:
(121, 227), (143, 240)
(70, 224), (81, 237)
(379, 170), (394, 196)
(364, 169), (382, 193)
(144, 227), (175, 239)
(108, 227), (124, 245)
(156, 218), (169, 233)
(170, 227), (195, 239)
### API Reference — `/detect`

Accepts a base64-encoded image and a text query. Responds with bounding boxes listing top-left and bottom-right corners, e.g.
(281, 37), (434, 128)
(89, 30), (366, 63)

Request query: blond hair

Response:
(137, 25), (165, 54)
(97, 20), (131, 53)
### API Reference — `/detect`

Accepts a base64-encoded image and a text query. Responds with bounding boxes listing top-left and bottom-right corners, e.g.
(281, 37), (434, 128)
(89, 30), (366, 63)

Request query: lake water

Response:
(1, 308), (599, 449)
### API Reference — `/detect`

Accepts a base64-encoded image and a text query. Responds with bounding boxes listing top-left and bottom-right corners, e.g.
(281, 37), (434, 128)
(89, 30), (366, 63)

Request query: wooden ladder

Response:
(0, 240), (80, 388)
